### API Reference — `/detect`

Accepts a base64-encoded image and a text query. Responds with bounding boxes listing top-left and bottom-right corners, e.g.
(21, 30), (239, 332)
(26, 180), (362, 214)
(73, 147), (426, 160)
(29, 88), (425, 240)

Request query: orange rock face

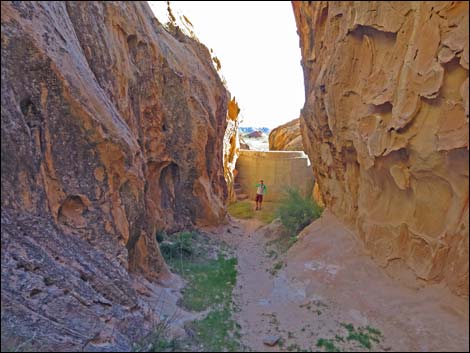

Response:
(1, 1), (234, 350)
(269, 118), (304, 151)
(293, 1), (469, 296)
(224, 98), (241, 202)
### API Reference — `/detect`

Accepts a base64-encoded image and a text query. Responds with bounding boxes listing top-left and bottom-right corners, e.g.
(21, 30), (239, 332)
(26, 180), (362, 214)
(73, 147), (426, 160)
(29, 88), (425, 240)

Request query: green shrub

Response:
(340, 323), (382, 349)
(269, 260), (285, 276)
(316, 338), (341, 352)
(276, 188), (323, 236)
(160, 231), (194, 261)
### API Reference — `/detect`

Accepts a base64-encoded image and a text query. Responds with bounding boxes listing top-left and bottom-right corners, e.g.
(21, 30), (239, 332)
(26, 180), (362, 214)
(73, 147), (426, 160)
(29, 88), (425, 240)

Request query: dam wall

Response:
(235, 150), (314, 202)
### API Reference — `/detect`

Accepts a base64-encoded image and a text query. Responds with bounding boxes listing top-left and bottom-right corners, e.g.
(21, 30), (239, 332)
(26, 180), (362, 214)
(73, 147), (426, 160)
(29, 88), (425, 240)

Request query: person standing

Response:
(255, 179), (267, 210)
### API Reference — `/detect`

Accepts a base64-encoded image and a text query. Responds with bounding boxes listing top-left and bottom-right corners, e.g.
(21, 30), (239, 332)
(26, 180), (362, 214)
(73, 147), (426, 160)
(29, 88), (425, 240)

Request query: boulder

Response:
(263, 335), (281, 346)
(269, 118), (303, 151)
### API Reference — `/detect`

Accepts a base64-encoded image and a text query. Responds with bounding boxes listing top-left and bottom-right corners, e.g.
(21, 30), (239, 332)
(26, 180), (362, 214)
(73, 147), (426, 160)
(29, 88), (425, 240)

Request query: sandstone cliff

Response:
(293, 1), (469, 296)
(1, 1), (236, 350)
(224, 97), (241, 202)
(269, 117), (303, 151)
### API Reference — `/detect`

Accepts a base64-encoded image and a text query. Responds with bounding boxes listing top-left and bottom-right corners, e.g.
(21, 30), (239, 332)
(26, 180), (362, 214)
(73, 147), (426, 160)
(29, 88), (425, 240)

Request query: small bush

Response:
(316, 338), (340, 352)
(133, 311), (180, 352)
(276, 188), (323, 236)
(160, 231), (194, 261)
(341, 323), (382, 349)
(269, 260), (285, 276)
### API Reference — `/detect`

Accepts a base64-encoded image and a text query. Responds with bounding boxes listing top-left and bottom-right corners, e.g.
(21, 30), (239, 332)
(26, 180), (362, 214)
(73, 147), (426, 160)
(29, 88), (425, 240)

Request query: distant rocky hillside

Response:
(294, 1), (469, 296)
(1, 1), (238, 350)
(239, 126), (270, 134)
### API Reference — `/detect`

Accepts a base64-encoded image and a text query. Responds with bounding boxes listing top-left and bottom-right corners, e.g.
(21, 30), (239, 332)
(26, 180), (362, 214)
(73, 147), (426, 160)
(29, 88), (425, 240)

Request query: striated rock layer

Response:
(269, 117), (304, 151)
(1, 1), (235, 350)
(293, 1), (469, 296)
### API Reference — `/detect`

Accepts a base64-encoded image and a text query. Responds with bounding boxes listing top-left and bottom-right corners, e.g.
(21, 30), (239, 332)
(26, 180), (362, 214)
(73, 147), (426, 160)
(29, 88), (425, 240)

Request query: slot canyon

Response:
(1, 1), (468, 352)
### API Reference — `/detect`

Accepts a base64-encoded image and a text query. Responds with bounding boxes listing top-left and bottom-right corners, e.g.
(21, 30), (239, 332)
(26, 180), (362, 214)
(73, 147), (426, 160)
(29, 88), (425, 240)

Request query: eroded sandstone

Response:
(1, 1), (236, 350)
(269, 117), (304, 151)
(224, 97), (241, 202)
(293, 1), (469, 296)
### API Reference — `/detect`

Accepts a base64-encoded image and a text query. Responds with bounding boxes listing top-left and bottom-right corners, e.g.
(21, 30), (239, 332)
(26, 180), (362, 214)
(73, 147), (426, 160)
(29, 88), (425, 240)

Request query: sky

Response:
(148, 1), (305, 129)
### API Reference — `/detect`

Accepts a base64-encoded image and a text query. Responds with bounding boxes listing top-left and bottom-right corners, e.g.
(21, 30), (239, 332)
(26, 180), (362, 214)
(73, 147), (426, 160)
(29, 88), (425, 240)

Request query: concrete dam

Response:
(235, 150), (314, 202)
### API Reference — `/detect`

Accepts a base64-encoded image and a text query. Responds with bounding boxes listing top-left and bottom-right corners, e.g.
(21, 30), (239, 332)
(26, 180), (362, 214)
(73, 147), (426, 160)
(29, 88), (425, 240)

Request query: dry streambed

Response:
(139, 212), (469, 352)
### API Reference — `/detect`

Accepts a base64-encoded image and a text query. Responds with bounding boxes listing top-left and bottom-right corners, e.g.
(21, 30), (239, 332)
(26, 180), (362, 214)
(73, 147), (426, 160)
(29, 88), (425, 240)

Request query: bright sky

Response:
(148, 1), (304, 129)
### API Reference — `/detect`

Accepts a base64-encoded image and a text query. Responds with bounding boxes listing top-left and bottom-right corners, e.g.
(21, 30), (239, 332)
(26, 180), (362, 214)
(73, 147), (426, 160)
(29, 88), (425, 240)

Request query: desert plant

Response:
(316, 338), (341, 352)
(276, 188), (323, 236)
(132, 292), (181, 352)
(159, 231), (194, 263)
(341, 323), (382, 349)
(268, 260), (285, 276)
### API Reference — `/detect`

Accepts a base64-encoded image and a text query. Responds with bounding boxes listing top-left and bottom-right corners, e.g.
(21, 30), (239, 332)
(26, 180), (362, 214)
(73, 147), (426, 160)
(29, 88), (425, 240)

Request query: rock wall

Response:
(269, 117), (303, 151)
(312, 182), (325, 208)
(293, 1), (469, 296)
(224, 98), (241, 202)
(1, 1), (234, 350)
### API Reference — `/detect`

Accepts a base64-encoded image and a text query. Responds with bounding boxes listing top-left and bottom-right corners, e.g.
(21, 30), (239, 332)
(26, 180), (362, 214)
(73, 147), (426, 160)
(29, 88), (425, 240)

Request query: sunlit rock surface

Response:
(224, 98), (241, 202)
(293, 1), (469, 296)
(269, 118), (303, 151)
(1, 1), (233, 350)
